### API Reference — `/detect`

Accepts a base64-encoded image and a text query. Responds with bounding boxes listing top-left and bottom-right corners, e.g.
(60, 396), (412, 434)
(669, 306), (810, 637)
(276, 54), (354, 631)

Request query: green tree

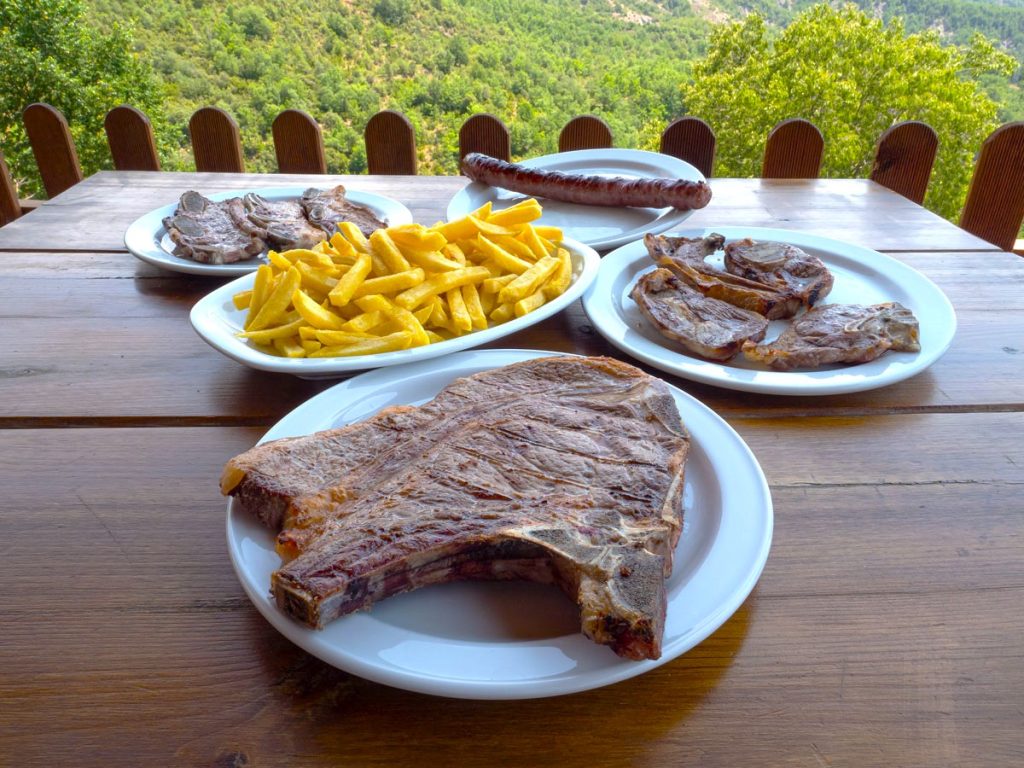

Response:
(681, 4), (1016, 220)
(0, 0), (167, 198)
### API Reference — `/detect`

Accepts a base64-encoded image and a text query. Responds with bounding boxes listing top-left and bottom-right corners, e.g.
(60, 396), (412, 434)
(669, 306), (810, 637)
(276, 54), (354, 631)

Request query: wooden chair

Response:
(104, 105), (161, 171)
(558, 115), (613, 152)
(22, 103), (83, 197)
(458, 114), (510, 162)
(0, 151), (22, 226)
(762, 118), (823, 179)
(188, 107), (245, 173)
(272, 109), (327, 174)
(365, 110), (417, 175)
(959, 121), (1024, 252)
(660, 117), (716, 177)
(869, 121), (937, 205)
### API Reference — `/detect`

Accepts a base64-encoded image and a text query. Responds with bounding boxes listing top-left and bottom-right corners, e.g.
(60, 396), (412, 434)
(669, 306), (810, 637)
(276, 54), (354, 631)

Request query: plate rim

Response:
(188, 238), (601, 377)
(582, 226), (958, 395)
(445, 148), (707, 252)
(125, 186), (414, 276)
(224, 348), (774, 699)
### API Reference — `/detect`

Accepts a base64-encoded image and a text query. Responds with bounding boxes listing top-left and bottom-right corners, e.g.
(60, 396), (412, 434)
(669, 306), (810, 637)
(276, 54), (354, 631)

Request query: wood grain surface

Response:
(2, 173), (1022, 767)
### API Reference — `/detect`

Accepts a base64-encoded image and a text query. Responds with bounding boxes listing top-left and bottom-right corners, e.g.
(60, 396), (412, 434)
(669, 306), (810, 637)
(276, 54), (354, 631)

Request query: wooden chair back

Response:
(660, 117), (716, 177)
(869, 121), (937, 205)
(272, 109), (326, 174)
(22, 103), (83, 197)
(104, 105), (161, 171)
(365, 110), (417, 175)
(188, 107), (245, 173)
(762, 118), (823, 179)
(558, 115), (613, 152)
(0, 151), (22, 226)
(959, 121), (1024, 252)
(458, 114), (511, 162)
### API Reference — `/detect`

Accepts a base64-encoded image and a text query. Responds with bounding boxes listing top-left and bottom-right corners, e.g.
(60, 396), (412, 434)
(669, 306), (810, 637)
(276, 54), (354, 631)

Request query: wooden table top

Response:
(2, 172), (1021, 767)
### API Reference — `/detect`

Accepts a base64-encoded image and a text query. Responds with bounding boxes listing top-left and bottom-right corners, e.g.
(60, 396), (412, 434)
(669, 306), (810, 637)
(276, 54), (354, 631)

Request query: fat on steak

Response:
(742, 302), (921, 370)
(162, 191), (266, 264)
(631, 268), (768, 361)
(300, 185), (387, 236)
(724, 238), (834, 311)
(221, 356), (690, 660)
(241, 193), (327, 251)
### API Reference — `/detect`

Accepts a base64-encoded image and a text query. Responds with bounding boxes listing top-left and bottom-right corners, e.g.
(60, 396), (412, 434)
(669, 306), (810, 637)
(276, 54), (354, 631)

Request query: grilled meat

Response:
(300, 185), (387, 236)
(724, 238), (834, 310)
(630, 268), (768, 361)
(242, 193), (327, 251)
(221, 356), (690, 661)
(742, 302), (921, 370)
(162, 191), (265, 264)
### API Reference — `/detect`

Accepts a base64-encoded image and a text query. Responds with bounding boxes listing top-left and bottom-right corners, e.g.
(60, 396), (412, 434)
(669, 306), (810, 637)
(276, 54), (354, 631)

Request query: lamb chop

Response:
(724, 238), (834, 310)
(222, 356), (690, 661)
(242, 193), (327, 251)
(300, 185), (387, 236)
(162, 191), (265, 264)
(645, 233), (803, 319)
(630, 268), (768, 361)
(742, 302), (920, 371)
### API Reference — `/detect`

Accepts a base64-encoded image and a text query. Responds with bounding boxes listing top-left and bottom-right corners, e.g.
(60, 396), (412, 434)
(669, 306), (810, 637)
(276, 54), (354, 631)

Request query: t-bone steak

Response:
(162, 191), (266, 264)
(300, 185), (387, 237)
(221, 356), (690, 660)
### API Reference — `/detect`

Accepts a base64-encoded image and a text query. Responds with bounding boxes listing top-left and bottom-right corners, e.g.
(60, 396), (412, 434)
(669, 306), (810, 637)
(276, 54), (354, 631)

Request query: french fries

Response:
(231, 199), (571, 358)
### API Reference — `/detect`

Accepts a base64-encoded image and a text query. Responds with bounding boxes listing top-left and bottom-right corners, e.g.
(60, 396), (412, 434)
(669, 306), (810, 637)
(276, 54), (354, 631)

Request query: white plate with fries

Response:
(225, 349), (773, 699)
(189, 220), (600, 377)
(124, 186), (413, 276)
(447, 149), (706, 252)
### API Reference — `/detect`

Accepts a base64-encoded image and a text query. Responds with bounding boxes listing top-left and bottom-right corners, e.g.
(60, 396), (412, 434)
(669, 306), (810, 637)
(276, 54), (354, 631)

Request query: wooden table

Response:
(2, 173), (1021, 767)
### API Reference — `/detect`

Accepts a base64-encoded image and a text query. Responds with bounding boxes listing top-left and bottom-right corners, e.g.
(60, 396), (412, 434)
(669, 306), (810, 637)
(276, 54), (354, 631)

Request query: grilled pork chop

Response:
(300, 185), (387, 236)
(742, 302), (920, 370)
(221, 356), (689, 660)
(242, 193), (327, 251)
(631, 268), (768, 361)
(646, 233), (830, 319)
(162, 191), (265, 264)
(724, 238), (834, 310)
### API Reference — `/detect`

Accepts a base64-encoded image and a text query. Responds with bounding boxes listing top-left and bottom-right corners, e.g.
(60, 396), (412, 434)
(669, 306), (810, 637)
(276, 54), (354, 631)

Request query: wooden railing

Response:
(5, 103), (1023, 252)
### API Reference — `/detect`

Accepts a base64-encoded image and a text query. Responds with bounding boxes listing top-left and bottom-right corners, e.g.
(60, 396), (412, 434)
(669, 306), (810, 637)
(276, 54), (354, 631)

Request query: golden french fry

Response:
(442, 243), (466, 265)
(413, 303), (433, 324)
(301, 339), (322, 355)
(498, 255), (560, 305)
(446, 288), (472, 332)
(310, 332), (413, 357)
(356, 294), (430, 346)
(532, 225), (563, 241)
(338, 222), (370, 252)
(402, 248), (463, 272)
(388, 224), (447, 252)
(461, 283), (488, 330)
(328, 251), (372, 307)
(482, 273), (517, 295)
(543, 248), (574, 299)
(394, 266), (490, 310)
(295, 261), (339, 295)
(272, 336), (306, 358)
(486, 199), (543, 227)
(245, 264), (274, 327)
(493, 235), (537, 262)
(249, 265), (301, 331)
(329, 232), (358, 259)
(237, 314), (304, 343)
(430, 202), (493, 241)
(489, 302), (515, 325)
(514, 289), (547, 317)
(474, 236), (531, 275)
(232, 290), (252, 310)
(292, 289), (348, 330)
(518, 226), (550, 260)
(314, 330), (379, 345)
(342, 310), (385, 333)
(267, 250), (294, 271)
(369, 230), (412, 273)
(352, 267), (426, 299)
(468, 215), (517, 237)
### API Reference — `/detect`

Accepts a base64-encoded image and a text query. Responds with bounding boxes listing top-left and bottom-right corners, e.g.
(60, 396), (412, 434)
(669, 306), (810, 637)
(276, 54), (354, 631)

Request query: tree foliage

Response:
(0, 0), (167, 197)
(682, 4), (1016, 219)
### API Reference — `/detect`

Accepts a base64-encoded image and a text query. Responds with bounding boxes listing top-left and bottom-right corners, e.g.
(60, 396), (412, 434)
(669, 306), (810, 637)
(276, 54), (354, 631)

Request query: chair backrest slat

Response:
(365, 110), (417, 175)
(189, 107), (245, 173)
(762, 118), (823, 179)
(272, 109), (326, 174)
(23, 103), (83, 197)
(559, 115), (613, 153)
(660, 117), (716, 178)
(0, 151), (22, 226)
(869, 120), (937, 205)
(105, 105), (161, 172)
(959, 121), (1024, 252)
(458, 114), (511, 162)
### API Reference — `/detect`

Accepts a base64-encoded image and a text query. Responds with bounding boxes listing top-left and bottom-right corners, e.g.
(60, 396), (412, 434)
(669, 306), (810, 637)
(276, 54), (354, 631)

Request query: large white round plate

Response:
(447, 149), (707, 252)
(583, 227), (957, 395)
(125, 186), (413, 276)
(226, 349), (773, 699)
(190, 239), (600, 377)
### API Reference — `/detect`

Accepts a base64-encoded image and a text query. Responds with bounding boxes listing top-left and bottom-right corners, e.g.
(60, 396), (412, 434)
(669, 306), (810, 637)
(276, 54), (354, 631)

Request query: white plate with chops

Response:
(190, 239), (600, 378)
(582, 227), (957, 395)
(125, 186), (413, 276)
(226, 349), (773, 699)
(447, 149), (707, 252)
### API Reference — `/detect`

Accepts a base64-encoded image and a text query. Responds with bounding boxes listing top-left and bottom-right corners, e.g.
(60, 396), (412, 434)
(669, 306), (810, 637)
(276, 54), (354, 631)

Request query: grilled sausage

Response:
(460, 153), (712, 210)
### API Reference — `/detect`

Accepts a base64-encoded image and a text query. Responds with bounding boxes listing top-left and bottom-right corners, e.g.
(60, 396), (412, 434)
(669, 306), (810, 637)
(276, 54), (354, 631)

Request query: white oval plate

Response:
(447, 149), (707, 252)
(125, 186), (413, 276)
(226, 349), (773, 699)
(583, 227), (957, 395)
(190, 239), (600, 378)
